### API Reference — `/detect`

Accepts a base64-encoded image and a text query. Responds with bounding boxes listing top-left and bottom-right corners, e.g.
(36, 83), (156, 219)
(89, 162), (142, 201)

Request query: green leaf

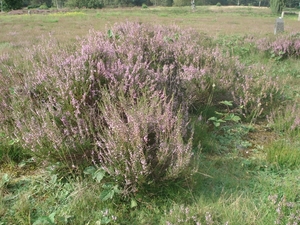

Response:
(224, 114), (240, 122)
(101, 217), (111, 224)
(232, 115), (241, 122)
(8, 138), (19, 145)
(107, 29), (114, 38)
(33, 216), (55, 225)
(93, 169), (106, 183)
(130, 198), (138, 208)
(213, 122), (220, 127)
(102, 183), (112, 189)
(208, 117), (218, 121)
(83, 166), (96, 175)
(100, 189), (114, 201)
(224, 113), (234, 120)
(215, 111), (224, 116)
(220, 100), (233, 106)
(113, 185), (121, 194)
(9, 87), (15, 95)
(48, 212), (56, 224)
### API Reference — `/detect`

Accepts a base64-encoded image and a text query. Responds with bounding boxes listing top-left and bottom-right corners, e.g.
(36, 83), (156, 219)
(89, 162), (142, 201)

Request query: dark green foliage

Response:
(133, 0), (147, 6)
(87, 0), (103, 8)
(27, 4), (40, 8)
(66, 0), (103, 8)
(39, 3), (48, 9)
(270, 0), (286, 14)
(3, 0), (22, 10)
(25, 0), (52, 9)
(150, 0), (173, 6)
(0, 135), (31, 164)
(173, 0), (190, 6)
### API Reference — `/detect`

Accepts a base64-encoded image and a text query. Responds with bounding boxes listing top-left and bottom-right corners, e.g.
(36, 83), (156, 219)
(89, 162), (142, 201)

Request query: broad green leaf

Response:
(100, 189), (114, 201)
(48, 212), (56, 224)
(208, 117), (217, 121)
(102, 183), (112, 189)
(224, 114), (240, 122)
(213, 122), (220, 127)
(83, 166), (96, 175)
(215, 111), (224, 116)
(93, 169), (106, 183)
(232, 115), (241, 122)
(101, 217), (111, 224)
(220, 100), (233, 106)
(224, 114), (234, 120)
(113, 185), (121, 194)
(131, 198), (138, 208)
(33, 216), (55, 225)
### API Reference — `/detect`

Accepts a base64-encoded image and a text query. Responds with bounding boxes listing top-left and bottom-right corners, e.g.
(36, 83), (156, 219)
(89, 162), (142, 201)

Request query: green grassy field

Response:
(1, 6), (299, 48)
(1, 6), (300, 225)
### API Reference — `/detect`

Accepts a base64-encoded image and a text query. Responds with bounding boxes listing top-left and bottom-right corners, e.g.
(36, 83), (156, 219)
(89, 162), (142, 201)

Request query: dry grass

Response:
(1, 6), (300, 53)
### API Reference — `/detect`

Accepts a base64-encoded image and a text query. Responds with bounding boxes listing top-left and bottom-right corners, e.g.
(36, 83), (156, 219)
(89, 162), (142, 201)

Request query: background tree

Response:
(132, 0), (147, 6)
(270, 0), (286, 13)
(27, 0), (52, 8)
(285, 0), (298, 8)
(173, 0), (189, 6)
(66, 0), (102, 8)
(52, 0), (67, 8)
(150, 0), (172, 6)
(3, 0), (22, 9)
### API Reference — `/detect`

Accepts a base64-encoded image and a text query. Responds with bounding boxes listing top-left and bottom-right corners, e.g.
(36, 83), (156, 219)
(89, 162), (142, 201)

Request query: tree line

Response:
(1, 0), (299, 19)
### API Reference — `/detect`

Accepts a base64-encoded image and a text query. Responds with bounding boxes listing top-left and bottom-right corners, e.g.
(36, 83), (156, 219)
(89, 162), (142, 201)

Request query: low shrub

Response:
(0, 22), (284, 194)
(28, 4), (40, 9)
(255, 33), (300, 60)
(96, 86), (194, 194)
(39, 3), (48, 9)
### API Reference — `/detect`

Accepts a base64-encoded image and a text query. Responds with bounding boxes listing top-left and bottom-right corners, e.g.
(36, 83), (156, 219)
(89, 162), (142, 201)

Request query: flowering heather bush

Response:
(255, 33), (300, 60)
(0, 22), (283, 194)
(96, 86), (193, 193)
